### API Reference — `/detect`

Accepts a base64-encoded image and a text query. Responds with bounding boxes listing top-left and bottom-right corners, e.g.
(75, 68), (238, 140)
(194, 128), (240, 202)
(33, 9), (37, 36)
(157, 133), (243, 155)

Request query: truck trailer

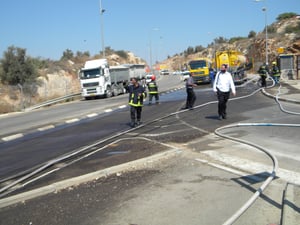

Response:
(214, 50), (251, 83)
(110, 64), (146, 93)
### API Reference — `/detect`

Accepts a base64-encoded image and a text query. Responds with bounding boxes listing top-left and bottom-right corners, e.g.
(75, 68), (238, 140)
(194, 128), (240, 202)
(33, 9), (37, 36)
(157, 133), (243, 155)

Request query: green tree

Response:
(248, 30), (256, 38)
(214, 36), (228, 44)
(276, 12), (297, 21)
(0, 46), (38, 85)
(115, 50), (128, 59)
(195, 45), (205, 53)
(61, 49), (74, 60)
(185, 46), (194, 56)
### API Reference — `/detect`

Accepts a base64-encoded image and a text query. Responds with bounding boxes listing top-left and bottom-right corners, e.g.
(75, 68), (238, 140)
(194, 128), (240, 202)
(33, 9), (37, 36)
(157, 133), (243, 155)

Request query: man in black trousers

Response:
(182, 72), (197, 110)
(213, 64), (236, 120)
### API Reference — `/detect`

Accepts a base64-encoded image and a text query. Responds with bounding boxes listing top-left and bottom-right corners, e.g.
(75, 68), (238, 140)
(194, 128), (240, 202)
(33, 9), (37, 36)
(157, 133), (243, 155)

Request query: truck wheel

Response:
(105, 86), (112, 98)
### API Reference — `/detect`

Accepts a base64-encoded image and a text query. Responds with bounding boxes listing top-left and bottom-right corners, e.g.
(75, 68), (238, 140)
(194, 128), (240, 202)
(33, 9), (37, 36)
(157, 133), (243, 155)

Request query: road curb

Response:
(281, 182), (300, 225)
(0, 148), (181, 209)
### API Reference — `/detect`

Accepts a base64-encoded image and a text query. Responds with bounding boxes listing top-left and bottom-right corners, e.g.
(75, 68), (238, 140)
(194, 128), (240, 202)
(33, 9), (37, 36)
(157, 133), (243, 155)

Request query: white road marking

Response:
(37, 125), (55, 131)
(87, 113), (98, 118)
(65, 118), (79, 123)
(2, 133), (24, 142)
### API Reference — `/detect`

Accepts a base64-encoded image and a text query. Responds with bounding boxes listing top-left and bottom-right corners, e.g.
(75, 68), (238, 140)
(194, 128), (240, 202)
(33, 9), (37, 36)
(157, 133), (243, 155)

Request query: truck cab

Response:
(79, 59), (112, 100)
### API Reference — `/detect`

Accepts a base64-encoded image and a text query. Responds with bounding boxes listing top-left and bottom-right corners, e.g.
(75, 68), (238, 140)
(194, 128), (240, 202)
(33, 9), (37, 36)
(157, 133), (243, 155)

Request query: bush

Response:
(285, 22), (300, 34)
(0, 46), (38, 85)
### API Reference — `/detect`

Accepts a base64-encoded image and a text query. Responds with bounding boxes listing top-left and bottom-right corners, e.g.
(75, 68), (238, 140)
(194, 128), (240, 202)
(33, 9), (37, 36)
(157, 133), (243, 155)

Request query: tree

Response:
(276, 12), (297, 21)
(185, 46), (194, 56)
(214, 36), (228, 44)
(195, 45), (205, 53)
(248, 30), (256, 38)
(115, 50), (128, 59)
(0, 46), (38, 85)
(61, 49), (74, 60)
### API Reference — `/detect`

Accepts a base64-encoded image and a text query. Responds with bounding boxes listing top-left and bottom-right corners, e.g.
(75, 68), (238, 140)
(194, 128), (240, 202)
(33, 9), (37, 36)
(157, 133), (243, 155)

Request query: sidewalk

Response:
(263, 78), (300, 225)
(264, 78), (300, 103)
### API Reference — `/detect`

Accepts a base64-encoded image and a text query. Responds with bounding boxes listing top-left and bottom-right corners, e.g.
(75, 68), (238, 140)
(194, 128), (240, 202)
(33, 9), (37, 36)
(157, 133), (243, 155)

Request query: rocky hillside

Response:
(159, 15), (300, 71)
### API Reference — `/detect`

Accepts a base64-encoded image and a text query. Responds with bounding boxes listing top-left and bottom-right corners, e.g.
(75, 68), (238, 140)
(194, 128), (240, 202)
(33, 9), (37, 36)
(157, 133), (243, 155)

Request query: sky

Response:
(0, 0), (299, 64)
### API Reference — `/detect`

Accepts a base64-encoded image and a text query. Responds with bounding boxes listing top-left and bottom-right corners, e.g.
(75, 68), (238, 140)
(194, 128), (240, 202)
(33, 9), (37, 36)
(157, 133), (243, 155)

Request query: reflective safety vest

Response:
(272, 66), (280, 77)
(147, 81), (158, 94)
(258, 65), (268, 76)
(128, 84), (145, 107)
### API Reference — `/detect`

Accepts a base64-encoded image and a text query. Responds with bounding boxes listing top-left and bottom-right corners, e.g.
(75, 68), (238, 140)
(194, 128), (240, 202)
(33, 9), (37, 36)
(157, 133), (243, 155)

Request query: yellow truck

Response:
(188, 58), (212, 84)
(214, 50), (252, 83)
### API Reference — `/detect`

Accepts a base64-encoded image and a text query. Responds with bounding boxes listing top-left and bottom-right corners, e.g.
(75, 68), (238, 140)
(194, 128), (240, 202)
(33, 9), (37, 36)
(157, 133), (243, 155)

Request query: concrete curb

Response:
(262, 88), (300, 105)
(281, 182), (300, 225)
(0, 148), (181, 209)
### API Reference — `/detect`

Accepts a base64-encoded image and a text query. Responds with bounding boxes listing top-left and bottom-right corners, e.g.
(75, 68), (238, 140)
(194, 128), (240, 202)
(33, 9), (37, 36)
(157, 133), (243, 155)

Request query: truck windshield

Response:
(81, 69), (102, 79)
(189, 60), (207, 69)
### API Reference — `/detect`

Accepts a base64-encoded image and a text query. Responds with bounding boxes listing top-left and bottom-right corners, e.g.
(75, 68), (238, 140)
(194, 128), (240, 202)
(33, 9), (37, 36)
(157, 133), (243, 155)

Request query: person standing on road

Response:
(128, 77), (146, 127)
(258, 63), (269, 87)
(271, 61), (280, 85)
(182, 72), (197, 110)
(213, 64), (236, 120)
(209, 67), (215, 86)
(147, 75), (159, 105)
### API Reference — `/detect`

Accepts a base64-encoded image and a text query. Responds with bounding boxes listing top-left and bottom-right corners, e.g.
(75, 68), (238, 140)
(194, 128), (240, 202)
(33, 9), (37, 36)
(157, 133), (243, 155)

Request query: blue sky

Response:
(0, 0), (299, 64)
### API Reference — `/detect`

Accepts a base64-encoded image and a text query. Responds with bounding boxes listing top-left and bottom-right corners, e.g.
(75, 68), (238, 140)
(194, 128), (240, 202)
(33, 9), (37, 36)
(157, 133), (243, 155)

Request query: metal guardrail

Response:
(24, 92), (81, 112)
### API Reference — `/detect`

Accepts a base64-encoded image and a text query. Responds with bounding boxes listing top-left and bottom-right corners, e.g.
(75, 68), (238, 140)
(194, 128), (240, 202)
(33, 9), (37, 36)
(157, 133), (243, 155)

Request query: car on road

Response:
(182, 71), (190, 81)
(160, 69), (169, 75)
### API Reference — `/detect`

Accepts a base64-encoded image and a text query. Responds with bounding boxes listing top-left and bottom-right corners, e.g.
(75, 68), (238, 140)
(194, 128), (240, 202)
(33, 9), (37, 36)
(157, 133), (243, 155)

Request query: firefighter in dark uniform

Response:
(271, 61), (280, 85)
(128, 77), (146, 127)
(147, 75), (159, 105)
(258, 63), (269, 87)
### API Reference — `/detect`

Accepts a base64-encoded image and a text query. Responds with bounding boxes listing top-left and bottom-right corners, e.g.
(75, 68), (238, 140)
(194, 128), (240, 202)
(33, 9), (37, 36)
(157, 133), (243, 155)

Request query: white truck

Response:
(79, 59), (112, 100)
(79, 59), (146, 100)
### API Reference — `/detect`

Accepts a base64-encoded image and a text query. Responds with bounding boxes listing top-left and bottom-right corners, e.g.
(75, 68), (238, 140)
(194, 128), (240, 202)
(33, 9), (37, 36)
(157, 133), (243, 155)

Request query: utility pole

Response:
(100, 0), (105, 58)
(254, 0), (268, 65)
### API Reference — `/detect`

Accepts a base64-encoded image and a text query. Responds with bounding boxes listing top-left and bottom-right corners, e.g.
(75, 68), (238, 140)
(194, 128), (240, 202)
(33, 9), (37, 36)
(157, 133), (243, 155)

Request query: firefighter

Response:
(271, 61), (280, 85)
(128, 77), (146, 127)
(258, 63), (269, 87)
(147, 75), (159, 105)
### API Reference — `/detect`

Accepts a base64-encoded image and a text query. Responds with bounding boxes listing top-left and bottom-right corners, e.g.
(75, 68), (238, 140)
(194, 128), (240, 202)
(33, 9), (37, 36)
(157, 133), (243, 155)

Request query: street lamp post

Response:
(262, 7), (268, 65)
(100, 0), (105, 58)
(254, 0), (268, 65)
(149, 28), (159, 72)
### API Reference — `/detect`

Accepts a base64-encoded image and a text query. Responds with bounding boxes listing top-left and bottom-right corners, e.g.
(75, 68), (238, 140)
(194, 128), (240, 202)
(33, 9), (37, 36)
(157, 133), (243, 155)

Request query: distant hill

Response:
(158, 14), (300, 72)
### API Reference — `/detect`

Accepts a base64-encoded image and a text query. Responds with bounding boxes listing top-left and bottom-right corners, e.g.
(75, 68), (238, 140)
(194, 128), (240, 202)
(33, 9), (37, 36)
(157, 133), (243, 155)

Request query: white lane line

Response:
(2, 133), (24, 142)
(37, 125), (55, 131)
(65, 118), (80, 124)
(87, 113), (98, 118)
(118, 105), (127, 109)
(104, 109), (113, 113)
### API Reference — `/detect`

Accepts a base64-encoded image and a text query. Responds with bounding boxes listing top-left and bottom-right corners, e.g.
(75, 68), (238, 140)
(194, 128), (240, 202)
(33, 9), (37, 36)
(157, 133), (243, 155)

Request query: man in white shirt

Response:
(213, 64), (236, 120)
